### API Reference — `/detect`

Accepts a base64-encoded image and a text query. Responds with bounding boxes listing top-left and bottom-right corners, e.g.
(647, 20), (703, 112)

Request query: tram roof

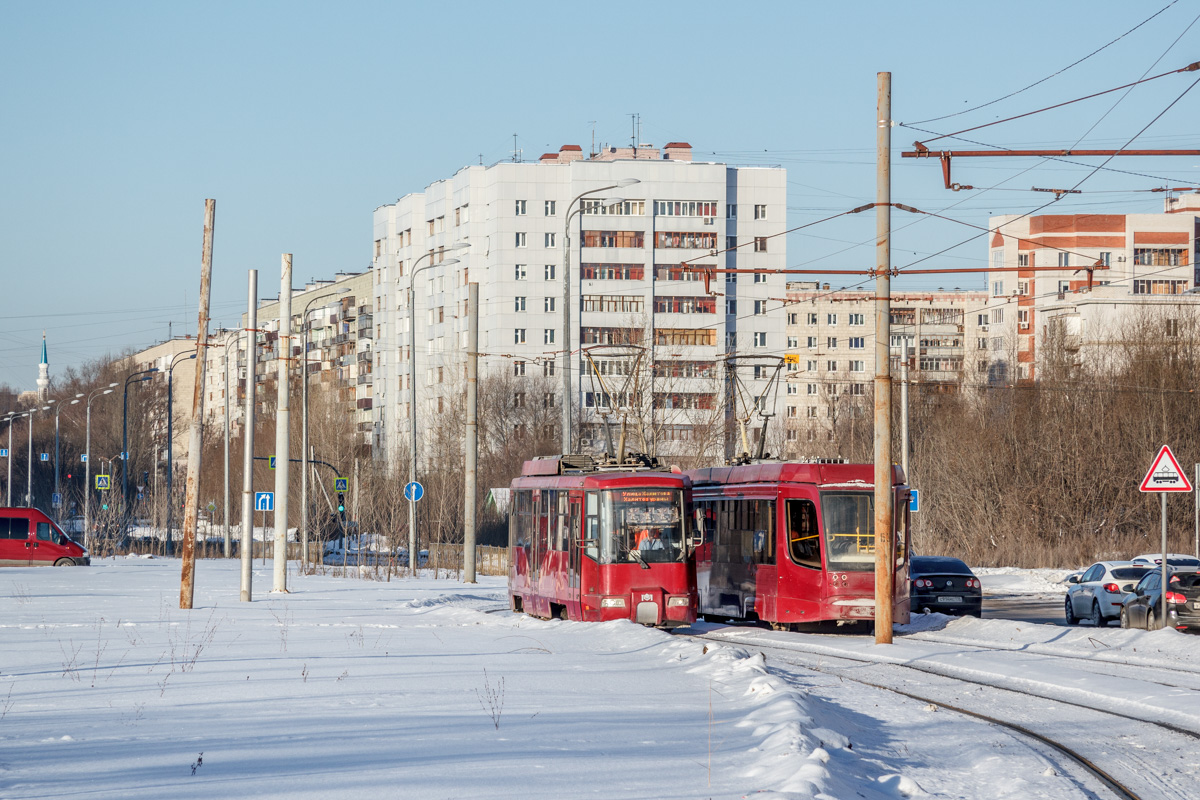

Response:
(686, 461), (906, 488)
(514, 454), (687, 490)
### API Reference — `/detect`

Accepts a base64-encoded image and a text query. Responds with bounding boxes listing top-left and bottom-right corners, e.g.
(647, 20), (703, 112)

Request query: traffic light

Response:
(337, 492), (345, 514)
(143, 471), (149, 485)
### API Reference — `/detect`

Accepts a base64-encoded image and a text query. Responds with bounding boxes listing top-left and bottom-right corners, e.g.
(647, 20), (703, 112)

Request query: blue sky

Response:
(2, 1), (1197, 390)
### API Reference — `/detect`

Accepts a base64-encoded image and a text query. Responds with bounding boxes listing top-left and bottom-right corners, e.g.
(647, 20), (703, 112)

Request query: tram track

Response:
(681, 627), (1200, 800)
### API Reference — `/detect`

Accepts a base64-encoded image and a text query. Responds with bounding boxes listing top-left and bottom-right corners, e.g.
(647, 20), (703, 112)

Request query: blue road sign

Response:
(95, 475), (110, 490)
(137, 492), (144, 502)
(40, 453), (49, 462)
(52, 492), (61, 507)
(0, 448), (7, 458)
(404, 481), (424, 502)
(334, 477), (348, 492)
(255, 492), (275, 512)
(120, 452), (127, 460)
(80, 453), (87, 462)
(269, 455), (276, 470)
(909, 489), (920, 513)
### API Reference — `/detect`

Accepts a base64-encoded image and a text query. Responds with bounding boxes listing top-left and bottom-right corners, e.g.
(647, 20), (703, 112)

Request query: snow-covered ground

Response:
(1, 558), (1194, 799)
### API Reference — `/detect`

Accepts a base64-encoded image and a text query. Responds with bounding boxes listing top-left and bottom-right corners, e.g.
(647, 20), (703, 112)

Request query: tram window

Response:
(556, 492), (569, 551)
(896, 494), (909, 566)
(754, 500), (775, 564)
(822, 492), (875, 572)
(584, 491), (600, 560)
(512, 491), (533, 548)
(786, 499), (821, 569)
(537, 492), (551, 553)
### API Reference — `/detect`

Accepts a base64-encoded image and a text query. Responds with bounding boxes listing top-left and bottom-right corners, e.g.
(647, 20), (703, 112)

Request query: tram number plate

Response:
(937, 596), (962, 604)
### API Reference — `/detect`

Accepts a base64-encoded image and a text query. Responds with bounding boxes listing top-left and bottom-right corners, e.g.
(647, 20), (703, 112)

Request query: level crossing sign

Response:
(1139, 445), (1193, 492)
(255, 492), (275, 511)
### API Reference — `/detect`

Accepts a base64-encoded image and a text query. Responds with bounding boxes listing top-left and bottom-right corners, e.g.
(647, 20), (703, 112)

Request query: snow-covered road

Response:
(1, 557), (1194, 799)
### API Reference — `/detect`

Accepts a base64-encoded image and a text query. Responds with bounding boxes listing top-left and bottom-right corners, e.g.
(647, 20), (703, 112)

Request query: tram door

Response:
(567, 493), (582, 589)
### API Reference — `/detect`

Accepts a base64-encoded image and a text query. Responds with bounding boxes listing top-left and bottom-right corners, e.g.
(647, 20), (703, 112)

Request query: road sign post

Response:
(1139, 445), (1193, 630)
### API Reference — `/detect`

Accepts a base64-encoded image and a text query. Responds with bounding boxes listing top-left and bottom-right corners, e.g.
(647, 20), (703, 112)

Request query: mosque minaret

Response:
(36, 331), (49, 402)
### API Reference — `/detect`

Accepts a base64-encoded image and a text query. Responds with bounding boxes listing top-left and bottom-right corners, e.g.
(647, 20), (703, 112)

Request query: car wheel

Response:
(53, 558), (76, 567)
(1064, 596), (1078, 626)
(1147, 608), (1157, 630)
(1091, 601), (1105, 628)
(1120, 607), (1130, 629)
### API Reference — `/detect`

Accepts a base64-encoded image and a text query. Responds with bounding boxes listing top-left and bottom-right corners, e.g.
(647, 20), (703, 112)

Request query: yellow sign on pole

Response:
(783, 353), (799, 365)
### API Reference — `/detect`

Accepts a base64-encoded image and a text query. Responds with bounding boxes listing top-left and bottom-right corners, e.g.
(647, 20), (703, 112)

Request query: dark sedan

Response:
(910, 556), (983, 617)
(1122, 568), (1200, 632)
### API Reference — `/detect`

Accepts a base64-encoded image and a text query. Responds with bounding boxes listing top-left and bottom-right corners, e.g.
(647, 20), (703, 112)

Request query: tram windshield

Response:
(821, 491), (876, 572)
(588, 488), (686, 564)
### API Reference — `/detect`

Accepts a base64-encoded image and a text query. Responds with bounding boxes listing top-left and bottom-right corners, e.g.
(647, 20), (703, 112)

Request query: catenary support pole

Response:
(873, 72), (895, 645)
(900, 359), (909, 481)
(273, 255), (292, 593)
(180, 198), (215, 610)
(1194, 464), (1198, 560)
(240, 270), (257, 602)
(223, 337), (231, 558)
(464, 282), (479, 583)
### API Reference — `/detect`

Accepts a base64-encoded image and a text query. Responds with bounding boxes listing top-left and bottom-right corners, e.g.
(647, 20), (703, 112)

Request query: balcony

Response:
(356, 398), (373, 411)
(357, 372), (373, 385)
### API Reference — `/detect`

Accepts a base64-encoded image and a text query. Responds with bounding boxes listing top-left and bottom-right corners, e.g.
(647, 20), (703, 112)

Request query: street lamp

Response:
(561, 178), (640, 453)
(122, 368), (158, 513)
(165, 352), (196, 544)
(4, 411), (29, 506)
(27, 404), (51, 507)
(406, 243), (470, 574)
(53, 394), (83, 521)
(300, 288), (350, 570)
(214, 330), (241, 558)
(84, 383), (118, 549)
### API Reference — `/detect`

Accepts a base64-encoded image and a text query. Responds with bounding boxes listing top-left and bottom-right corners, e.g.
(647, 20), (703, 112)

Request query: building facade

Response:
(783, 282), (990, 453)
(987, 198), (1200, 382)
(371, 142), (787, 464)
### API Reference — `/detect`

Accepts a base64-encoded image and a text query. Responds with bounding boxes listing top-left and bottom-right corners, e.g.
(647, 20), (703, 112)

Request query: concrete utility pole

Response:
(180, 198), (215, 611)
(240, 270), (258, 602)
(900, 358), (909, 481)
(274, 255), (292, 593)
(874, 73), (895, 645)
(223, 333), (233, 558)
(463, 282), (479, 583)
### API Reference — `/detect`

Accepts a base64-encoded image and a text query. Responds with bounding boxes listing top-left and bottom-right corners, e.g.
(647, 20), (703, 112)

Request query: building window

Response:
(1017, 309), (1029, 328)
(807, 312), (818, 325)
(1134, 279), (1189, 295)
(827, 360), (837, 372)
(726, 299), (737, 314)
(544, 297), (556, 312)
(583, 230), (645, 248)
(514, 296), (526, 312)
(787, 384), (798, 395)
(753, 300), (768, 315)
(993, 308), (1003, 324)
(787, 313), (798, 324)
(543, 361), (556, 376)
(849, 360), (864, 372)
(654, 201), (719, 217)
(544, 329), (555, 345)
(655, 231), (718, 249)
(753, 332), (767, 347)
(516, 232), (527, 248)
(727, 204), (737, 218)
(544, 264), (556, 280)
(514, 360), (526, 376)
(807, 359), (817, 371)
(826, 313), (836, 325)
(850, 383), (866, 395)
(515, 200), (527, 216)
(754, 204), (767, 220)
(726, 236), (737, 250)
(993, 280), (1004, 296)
(849, 337), (864, 349)
(978, 313), (989, 326)
(1057, 252), (1069, 268)
(754, 237), (768, 252)
(753, 272), (766, 284)
(515, 329), (526, 344)
(544, 200), (556, 216)
(806, 406), (817, 418)
(580, 263), (645, 280)
(545, 232), (556, 248)
(807, 383), (817, 395)
(1018, 280), (1029, 296)
(807, 336), (817, 348)
(582, 199), (645, 215)
(848, 313), (864, 326)
(787, 336), (798, 348)
(1099, 251), (1111, 266)
(827, 337), (837, 349)
(1018, 253), (1029, 267)
(1134, 248), (1188, 266)
(515, 264), (527, 280)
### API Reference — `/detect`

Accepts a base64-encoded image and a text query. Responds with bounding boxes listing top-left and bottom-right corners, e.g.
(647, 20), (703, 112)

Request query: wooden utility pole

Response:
(874, 74), (895, 644)
(240, 270), (257, 602)
(273, 255), (291, 593)
(463, 282), (479, 583)
(180, 198), (215, 610)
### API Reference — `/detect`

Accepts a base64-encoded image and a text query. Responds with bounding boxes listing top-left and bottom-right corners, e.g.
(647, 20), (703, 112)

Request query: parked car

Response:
(1120, 567), (1200, 630)
(910, 556), (983, 617)
(1065, 561), (1150, 627)
(0, 507), (90, 566)
(1131, 553), (1200, 569)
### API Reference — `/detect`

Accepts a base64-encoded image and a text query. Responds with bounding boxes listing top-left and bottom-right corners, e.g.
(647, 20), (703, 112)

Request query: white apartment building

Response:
(988, 196), (1200, 382)
(783, 283), (989, 453)
(371, 142), (786, 463)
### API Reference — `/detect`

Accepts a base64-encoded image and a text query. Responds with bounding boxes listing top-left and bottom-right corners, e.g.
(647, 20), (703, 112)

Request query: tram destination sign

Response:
(614, 489), (675, 503)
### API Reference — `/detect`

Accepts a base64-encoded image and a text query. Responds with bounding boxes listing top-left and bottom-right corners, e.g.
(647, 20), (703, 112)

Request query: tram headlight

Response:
(667, 596), (689, 607)
(600, 597), (627, 608)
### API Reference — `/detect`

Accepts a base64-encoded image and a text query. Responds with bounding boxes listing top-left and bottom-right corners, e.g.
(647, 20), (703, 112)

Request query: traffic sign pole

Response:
(1139, 444), (1193, 629)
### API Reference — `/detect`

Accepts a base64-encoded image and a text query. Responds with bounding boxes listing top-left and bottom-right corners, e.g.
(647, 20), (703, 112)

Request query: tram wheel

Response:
(558, 605), (569, 621)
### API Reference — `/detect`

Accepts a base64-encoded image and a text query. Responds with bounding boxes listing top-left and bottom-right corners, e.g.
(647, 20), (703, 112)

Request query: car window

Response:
(1082, 565), (1103, 583)
(1176, 574), (1200, 589)
(1111, 567), (1149, 580)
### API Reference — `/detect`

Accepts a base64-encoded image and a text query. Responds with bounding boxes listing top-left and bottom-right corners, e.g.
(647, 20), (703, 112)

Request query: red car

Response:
(0, 507), (90, 566)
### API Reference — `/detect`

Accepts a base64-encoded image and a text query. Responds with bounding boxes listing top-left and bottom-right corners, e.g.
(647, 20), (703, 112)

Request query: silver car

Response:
(1065, 561), (1151, 627)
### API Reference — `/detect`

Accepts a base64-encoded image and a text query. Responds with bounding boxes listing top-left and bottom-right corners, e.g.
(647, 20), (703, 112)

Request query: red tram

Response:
(508, 454), (696, 628)
(686, 461), (911, 628)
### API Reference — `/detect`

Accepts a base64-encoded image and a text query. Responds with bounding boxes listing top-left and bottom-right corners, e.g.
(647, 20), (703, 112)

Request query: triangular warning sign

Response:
(1139, 445), (1193, 492)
